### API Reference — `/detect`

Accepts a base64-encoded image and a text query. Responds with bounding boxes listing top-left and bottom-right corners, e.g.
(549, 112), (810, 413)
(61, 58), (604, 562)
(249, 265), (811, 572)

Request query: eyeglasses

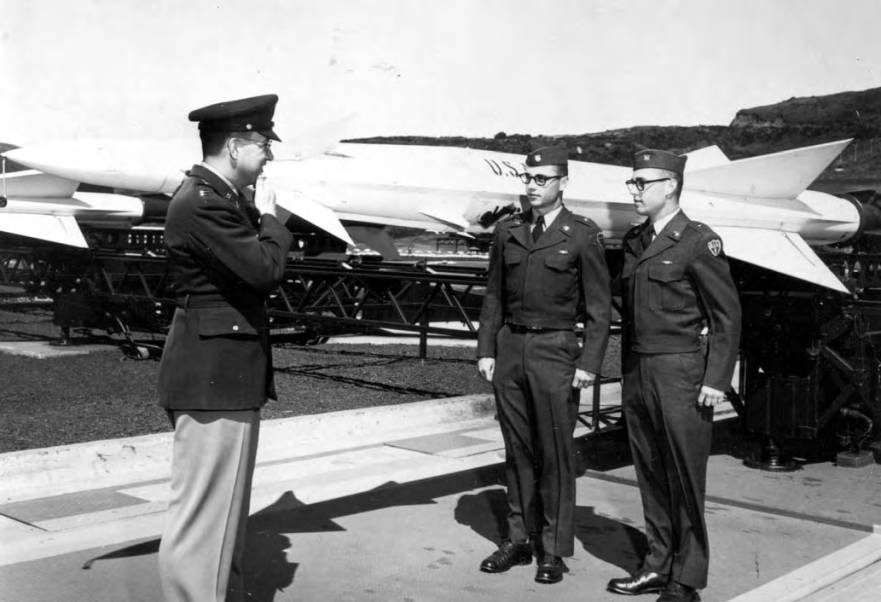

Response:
(232, 137), (272, 152)
(625, 177), (670, 194)
(518, 173), (564, 187)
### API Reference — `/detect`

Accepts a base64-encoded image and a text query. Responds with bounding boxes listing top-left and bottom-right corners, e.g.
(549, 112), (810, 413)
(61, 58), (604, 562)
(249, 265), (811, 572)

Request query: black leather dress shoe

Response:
(606, 571), (668, 595)
(657, 581), (700, 602)
(479, 541), (532, 573)
(534, 554), (564, 584)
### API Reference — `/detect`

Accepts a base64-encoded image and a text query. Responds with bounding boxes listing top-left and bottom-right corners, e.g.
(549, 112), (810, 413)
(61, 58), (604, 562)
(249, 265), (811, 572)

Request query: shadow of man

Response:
(453, 487), (510, 547)
(574, 505), (647, 574)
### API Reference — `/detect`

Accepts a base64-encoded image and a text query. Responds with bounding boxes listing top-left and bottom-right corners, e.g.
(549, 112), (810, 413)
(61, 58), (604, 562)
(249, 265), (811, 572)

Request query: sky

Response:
(1, 0), (880, 145)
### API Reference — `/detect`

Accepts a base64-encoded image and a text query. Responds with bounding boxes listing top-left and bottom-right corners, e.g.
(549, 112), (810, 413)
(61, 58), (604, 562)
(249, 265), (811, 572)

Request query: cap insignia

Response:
(534, 153), (541, 162)
(245, 123), (253, 130)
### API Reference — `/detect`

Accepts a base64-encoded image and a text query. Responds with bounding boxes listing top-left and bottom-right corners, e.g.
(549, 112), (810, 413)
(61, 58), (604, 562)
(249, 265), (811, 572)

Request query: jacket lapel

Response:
(507, 215), (532, 250)
(638, 210), (691, 263)
(532, 206), (573, 251)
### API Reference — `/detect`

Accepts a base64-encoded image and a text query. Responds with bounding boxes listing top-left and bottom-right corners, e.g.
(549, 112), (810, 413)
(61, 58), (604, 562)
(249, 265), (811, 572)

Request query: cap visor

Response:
(260, 128), (281, 142)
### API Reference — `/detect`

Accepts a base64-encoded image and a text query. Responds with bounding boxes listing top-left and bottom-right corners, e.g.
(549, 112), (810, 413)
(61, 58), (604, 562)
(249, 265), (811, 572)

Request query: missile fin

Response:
(684, 145), (730, 170)
(713, 226), (848, 293)
(345, 225), (402, 258)
(272, 185), (355, 246)
(0, 213), (88, 247)
(686, 139), (851, 198)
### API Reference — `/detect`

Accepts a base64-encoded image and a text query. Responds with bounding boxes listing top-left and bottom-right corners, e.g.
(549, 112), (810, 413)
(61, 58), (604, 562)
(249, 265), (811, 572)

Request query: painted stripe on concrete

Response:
(728, 530), (881, 602)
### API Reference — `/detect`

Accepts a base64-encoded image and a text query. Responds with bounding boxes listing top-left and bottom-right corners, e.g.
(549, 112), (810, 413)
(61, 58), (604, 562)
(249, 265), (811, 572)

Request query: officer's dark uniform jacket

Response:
(477, 206), (611, 373)
(158, 164), (293, 411)
(621, 210), (740, 390)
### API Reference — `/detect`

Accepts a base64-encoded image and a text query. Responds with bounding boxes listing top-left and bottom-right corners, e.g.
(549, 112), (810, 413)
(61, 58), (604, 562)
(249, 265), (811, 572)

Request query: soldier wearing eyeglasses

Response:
(476, 145), (611, 584)
(157, 94), (293, 602)
(607, 149), (741, 602)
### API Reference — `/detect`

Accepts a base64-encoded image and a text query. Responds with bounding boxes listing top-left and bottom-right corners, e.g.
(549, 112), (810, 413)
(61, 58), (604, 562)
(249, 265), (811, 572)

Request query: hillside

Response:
(350, 87), (881, 191)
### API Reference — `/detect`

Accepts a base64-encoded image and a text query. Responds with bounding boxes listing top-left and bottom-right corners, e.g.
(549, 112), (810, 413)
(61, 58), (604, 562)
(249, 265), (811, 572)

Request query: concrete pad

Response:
(730, 530), (881, 602)
(0, 470), (868, 602)
(801, 556), (881, 602)
(0, 340), (114, 358)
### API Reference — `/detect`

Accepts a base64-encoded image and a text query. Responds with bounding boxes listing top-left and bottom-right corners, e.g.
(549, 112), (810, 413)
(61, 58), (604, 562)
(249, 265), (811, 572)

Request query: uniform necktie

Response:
(533, 215), (545, 243)
(640, 226), (654, 253)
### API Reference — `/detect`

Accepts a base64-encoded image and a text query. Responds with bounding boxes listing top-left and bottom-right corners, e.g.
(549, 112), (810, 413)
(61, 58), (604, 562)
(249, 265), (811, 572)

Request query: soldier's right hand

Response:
(254, 175), (278, 218)
(477, 357), (495, 382)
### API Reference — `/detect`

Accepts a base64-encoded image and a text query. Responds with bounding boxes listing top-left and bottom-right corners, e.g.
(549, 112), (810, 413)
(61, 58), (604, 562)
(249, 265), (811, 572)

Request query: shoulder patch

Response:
(707, 238), (723, 256)
(596, 231), (604, 246)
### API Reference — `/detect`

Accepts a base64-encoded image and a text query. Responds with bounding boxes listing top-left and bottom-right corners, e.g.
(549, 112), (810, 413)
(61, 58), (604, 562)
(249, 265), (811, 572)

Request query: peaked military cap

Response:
(188, 94), (281, 141)
(526, 145), (568, 167)
(632, 148), (687, 175)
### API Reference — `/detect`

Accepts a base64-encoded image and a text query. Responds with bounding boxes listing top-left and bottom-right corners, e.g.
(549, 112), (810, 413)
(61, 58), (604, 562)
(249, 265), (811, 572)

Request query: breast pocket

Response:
(647, 262), (689, 311)
(544, 254), (575, 272)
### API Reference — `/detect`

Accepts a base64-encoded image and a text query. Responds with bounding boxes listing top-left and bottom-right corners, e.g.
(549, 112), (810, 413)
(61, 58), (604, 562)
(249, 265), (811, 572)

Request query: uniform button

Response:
(232, 325), (239, 331)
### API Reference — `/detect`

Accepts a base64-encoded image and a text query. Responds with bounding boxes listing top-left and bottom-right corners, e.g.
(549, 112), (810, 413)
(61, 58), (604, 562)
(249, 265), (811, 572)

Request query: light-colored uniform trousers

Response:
(158, 409), (260, 602)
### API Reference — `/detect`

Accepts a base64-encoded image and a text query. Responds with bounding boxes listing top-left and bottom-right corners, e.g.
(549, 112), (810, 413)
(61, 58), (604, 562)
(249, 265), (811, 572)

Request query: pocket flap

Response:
(197, 306), (260, 336)
(648, 263), (685, 282)
(504, 249), (524, 265)
(544, 255), (574, 271)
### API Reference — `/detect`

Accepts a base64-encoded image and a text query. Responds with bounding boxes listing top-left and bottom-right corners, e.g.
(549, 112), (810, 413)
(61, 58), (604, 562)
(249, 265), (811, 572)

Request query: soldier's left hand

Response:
(698, 385), (726, 407)
(572, 369), (595, 388)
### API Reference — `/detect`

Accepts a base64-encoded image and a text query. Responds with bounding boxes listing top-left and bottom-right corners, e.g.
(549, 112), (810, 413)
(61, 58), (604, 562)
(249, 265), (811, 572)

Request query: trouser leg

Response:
(623, 352), (674, 576)
(654, 351), (713, 589)
(493, 327), (536, 544)
(158, 409), (260, 602)
(524, 330), (579, 557)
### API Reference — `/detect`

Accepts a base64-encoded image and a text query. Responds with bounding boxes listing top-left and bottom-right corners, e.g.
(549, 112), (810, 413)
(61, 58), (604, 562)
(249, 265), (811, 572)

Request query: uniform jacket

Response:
(158, 164), (293, 411)
(620, 210), (741, 390)
(477, 206), (611, 373)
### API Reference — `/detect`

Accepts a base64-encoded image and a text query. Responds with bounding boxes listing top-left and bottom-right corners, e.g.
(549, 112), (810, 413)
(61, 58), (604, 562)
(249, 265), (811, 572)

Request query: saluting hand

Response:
(477, 357), (495, 382)
(698, 385), (726, 407)
(254, 175), (278, 218)
(572, 369), (595, 389)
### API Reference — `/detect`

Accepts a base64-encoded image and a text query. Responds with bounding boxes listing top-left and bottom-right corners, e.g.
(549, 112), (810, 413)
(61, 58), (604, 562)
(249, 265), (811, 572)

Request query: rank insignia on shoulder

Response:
(707, 239), (723, 256)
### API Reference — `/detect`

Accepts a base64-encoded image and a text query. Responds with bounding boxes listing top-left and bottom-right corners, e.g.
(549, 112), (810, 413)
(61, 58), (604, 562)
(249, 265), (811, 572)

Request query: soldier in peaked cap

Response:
(476, 146), (611, 585)
(607, 150), (741, 602)
(157, 94), (293, 602)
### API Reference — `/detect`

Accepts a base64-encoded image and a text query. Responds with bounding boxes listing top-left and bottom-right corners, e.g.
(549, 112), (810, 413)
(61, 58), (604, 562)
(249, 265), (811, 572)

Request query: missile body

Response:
(2, 138), (861, 291)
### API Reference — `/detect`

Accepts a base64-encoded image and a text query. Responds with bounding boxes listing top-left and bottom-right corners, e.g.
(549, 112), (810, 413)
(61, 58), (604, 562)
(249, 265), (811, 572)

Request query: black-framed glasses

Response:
(625, 177), (670, 194)
(518, 173), (564, 187)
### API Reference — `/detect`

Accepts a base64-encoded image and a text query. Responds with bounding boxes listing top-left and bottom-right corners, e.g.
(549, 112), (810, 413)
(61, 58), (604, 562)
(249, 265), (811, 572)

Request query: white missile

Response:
(2, 138), (859, 292)
(0, 169), (150, 247)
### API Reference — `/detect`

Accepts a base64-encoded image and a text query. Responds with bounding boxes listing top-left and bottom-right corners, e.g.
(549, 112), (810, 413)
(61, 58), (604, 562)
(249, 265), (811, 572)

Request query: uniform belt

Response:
(176, 293), (230, 309)
(506, 322), (571, 333)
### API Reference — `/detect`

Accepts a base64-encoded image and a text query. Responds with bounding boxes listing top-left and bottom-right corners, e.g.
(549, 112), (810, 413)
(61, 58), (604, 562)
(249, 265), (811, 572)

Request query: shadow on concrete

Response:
(245, 466), (505, 599)
(453, 488), (508, 546)
(575, 507), (647, 574)
(451, 487), (647, 574)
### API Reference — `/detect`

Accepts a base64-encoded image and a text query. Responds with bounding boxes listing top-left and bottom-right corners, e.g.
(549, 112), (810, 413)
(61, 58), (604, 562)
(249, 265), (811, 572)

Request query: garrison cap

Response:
(188, 94), (281, 141)
(632, 148), (686, 175)
(525, 145), (569, 168)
